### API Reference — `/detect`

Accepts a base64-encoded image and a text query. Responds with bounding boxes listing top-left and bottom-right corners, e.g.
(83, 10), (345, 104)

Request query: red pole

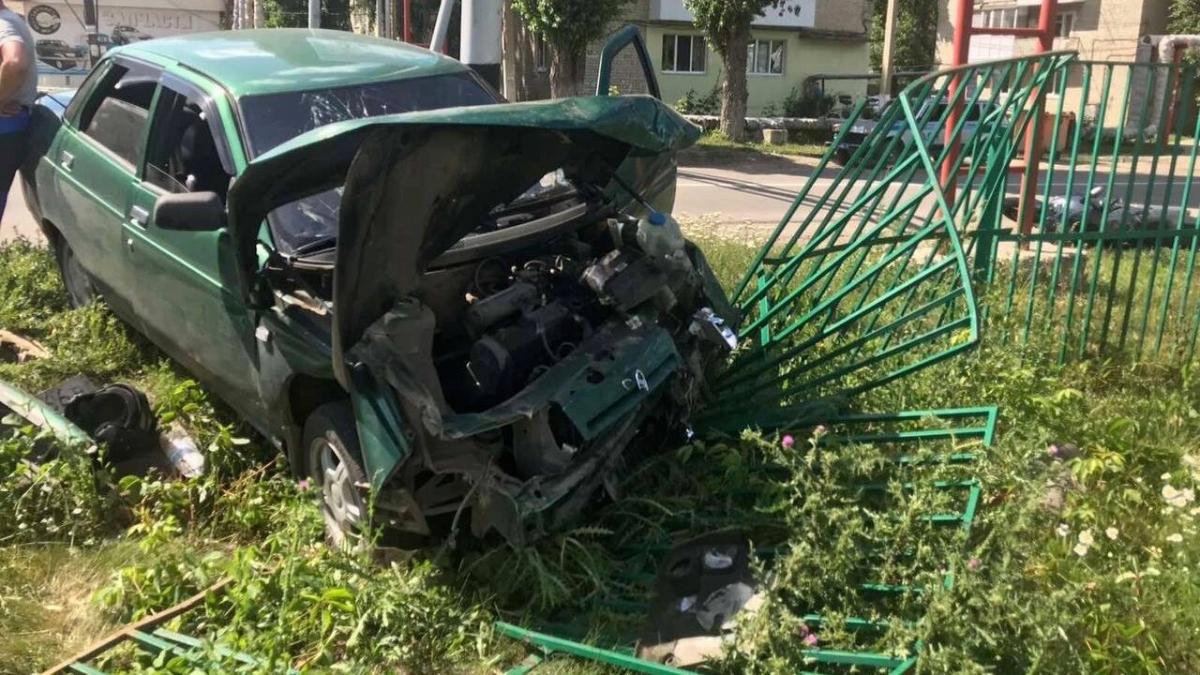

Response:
(403, 0), (413, 43)
(1017, 0), (1057, 241)
(940, 0), (973, 207)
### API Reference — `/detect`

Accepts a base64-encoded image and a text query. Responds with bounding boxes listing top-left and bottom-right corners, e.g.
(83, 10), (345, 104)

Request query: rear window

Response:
(238, 72), (499, 157)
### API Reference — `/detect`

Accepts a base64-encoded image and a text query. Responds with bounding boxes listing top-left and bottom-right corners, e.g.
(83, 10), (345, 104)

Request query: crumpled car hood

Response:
(228, 95), (699, 378)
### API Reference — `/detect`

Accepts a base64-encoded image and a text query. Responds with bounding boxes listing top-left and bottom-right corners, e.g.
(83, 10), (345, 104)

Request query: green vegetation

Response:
(684, 131), (828, 161)
(2, 232), (1199, 672)
(868, 0), (939, 73)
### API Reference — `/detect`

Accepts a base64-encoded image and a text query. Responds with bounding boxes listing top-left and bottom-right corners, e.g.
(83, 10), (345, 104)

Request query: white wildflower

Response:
(1105, 527), (1119, 540)
(1056, 523), (1071, 538)
(1166, 533), (1184, 544)
(1078, 529), (1095, 546)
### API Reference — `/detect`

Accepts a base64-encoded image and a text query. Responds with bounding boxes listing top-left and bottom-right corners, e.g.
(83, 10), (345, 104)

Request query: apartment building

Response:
(538, 0), (871, 114)
(935, 0), (1176, 125)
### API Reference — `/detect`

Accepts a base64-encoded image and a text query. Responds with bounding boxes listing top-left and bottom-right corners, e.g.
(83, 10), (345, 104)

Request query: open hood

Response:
(227, 95), (699, 375)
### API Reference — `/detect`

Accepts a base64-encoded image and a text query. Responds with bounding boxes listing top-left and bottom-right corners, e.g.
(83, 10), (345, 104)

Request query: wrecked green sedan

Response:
(21, 29), (735, 547)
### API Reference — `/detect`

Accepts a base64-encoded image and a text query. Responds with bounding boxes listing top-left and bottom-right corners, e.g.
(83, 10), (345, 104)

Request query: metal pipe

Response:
(431, 0), (456, 54)
(879, 0), (899, 97)
(462, 0), (503, 88)
(308, 0), (320, 29)
(404, 0), (413, 43)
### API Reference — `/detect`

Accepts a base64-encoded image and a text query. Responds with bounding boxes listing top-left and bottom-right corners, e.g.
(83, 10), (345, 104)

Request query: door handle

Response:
(60, 151), (74, 171)
(129, 205), (150, 228)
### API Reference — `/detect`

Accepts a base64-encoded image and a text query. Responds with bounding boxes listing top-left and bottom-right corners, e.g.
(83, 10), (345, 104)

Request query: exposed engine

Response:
(421, 212), (735, 481)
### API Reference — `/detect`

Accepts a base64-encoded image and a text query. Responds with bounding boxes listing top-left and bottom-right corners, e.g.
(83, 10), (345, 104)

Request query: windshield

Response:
(241, 72), (499, 255)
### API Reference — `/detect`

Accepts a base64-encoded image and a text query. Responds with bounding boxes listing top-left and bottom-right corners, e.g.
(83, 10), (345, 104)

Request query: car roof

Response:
(116, 28), (469, 99)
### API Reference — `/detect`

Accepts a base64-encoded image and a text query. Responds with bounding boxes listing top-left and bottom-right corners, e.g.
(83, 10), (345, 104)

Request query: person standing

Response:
(0, 0), (36, 223)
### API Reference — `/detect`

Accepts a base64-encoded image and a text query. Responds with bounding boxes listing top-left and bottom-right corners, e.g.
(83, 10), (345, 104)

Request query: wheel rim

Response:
(312, 437), (363, 546)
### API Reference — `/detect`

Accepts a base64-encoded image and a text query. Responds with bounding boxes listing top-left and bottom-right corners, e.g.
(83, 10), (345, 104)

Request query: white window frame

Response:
(1055, 11), (1076, 38)
(748, 38), (786, 77)
(661, 34), (707, 75)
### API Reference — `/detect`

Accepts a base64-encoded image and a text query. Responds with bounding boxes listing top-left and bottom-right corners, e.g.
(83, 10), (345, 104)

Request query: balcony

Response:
(650, 0), (815, 29)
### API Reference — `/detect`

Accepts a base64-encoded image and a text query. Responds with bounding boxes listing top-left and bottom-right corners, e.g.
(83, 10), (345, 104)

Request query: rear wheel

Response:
(304, 402), (369, 550)
(53, 237), (97, 308)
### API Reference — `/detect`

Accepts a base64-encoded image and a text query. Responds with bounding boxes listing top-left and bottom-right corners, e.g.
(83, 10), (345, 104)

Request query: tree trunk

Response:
(550, 47), (586, 99)
(719, 24), (751, 141)
(254, 0), (266, 28)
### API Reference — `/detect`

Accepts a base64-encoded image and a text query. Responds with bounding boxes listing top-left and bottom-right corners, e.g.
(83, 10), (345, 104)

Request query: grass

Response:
(1, 230), (1199, 673)
(683, 131), (828, 163)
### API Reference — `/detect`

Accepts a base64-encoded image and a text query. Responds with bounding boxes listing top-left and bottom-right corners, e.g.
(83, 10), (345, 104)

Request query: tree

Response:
(868, 0), (938, 74)
(262, 0), (356, 30)
(684, 1), (801, 141)
(1170, 0), (1200, 34)
(511, 0), (630, 98)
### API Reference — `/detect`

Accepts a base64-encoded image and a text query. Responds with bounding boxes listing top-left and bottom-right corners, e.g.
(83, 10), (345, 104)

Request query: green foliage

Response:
(868, 0), (939, 72)
(674, 82), (721, 115)
(262, 0), (356, 30)
(782, 87), (835, 118)
(1170, 0), (1200, 33)
(510, 0), (629, 56)
(683, 0), (802, 55)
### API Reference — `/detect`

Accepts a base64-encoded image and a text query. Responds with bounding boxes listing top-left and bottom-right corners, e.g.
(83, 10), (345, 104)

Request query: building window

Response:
(662, 34), (706, 74)
(1055, 11), (1076, 38)
(748, 39), (785, 76)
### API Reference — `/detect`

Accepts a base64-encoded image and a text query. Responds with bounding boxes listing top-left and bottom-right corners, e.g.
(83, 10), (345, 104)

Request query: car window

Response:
(239, 71), (498, 157)
(250, 72), (500, 255)
(143, 84), (232, 202)
(78, 62), (159, 168)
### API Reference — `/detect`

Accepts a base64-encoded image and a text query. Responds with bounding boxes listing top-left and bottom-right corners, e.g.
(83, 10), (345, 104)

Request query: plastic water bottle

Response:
(637, 211), (686, 259)
(161, 423), (205, 478)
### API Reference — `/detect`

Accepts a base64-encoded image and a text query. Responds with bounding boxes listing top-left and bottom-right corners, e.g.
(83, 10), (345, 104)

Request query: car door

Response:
(125, 73), (267, 424)
(49, 58), (160, 320)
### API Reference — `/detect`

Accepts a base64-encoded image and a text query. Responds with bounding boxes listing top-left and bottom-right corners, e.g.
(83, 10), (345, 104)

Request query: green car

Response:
(21, 29), (736, 547)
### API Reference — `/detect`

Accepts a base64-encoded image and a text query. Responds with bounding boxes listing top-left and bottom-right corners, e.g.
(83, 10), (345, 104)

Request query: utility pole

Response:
(879, 0), (899, 98)
(308, 0), (321, 29)
(462, 0), (502, 89)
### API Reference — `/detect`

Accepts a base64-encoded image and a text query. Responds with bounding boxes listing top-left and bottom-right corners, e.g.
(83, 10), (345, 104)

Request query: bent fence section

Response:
(722, 51), (1199, 410)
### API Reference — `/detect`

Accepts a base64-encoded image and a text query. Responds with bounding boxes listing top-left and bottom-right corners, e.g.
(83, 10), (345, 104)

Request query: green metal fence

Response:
(499, 407), (998, 674)
(718, 51), (1199, 386)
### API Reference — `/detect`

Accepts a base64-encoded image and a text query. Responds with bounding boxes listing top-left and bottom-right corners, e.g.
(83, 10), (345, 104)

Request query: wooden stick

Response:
(41, 578), (230, 674)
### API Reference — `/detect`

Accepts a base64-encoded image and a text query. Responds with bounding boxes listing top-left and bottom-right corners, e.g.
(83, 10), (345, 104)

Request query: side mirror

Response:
(154, 191), (224, 231)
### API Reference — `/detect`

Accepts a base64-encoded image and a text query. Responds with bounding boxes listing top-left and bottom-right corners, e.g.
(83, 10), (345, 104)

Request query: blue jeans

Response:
(0, 109), (31, 224)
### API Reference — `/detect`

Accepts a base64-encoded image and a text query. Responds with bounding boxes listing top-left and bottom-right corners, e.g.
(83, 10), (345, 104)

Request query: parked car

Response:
(21, 30), (732, 548)
(111, 25), (153, 45)
(832, 98), (1005, 164)
(73, 33), (116, 59)
(35, 39), (77, 70)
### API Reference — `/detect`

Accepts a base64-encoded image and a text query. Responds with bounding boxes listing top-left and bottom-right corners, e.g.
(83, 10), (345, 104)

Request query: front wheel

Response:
(304, 402), (370, 550)
(53, 237), (97, 308)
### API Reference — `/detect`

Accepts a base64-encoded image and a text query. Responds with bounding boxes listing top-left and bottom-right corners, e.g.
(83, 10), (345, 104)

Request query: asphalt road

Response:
(1, 178), (41, 243)
(5, 157), (1196, 245)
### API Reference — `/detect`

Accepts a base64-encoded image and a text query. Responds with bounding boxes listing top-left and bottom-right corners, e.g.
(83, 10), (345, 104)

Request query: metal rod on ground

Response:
(308, 0), (320, 29)
(462, 0), (502, 89)
(879, 0), (899, 98)
(431, 0), (455, 53)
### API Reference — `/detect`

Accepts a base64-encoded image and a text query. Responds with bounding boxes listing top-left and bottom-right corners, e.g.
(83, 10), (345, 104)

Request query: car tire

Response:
(304, 401), (369, 550)
(53, 238), (97, 308)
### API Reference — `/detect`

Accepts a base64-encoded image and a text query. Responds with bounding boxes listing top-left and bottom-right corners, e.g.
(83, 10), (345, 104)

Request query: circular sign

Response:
(27, 5), (62, 35)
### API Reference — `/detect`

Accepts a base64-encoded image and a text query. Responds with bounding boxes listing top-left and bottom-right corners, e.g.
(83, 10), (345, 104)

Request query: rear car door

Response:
(125, 73), (267, 423)
(50, 57), (159, 319)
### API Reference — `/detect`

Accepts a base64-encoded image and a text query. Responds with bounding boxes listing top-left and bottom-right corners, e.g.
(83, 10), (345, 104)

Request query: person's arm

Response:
(0, 40), (30, 107)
